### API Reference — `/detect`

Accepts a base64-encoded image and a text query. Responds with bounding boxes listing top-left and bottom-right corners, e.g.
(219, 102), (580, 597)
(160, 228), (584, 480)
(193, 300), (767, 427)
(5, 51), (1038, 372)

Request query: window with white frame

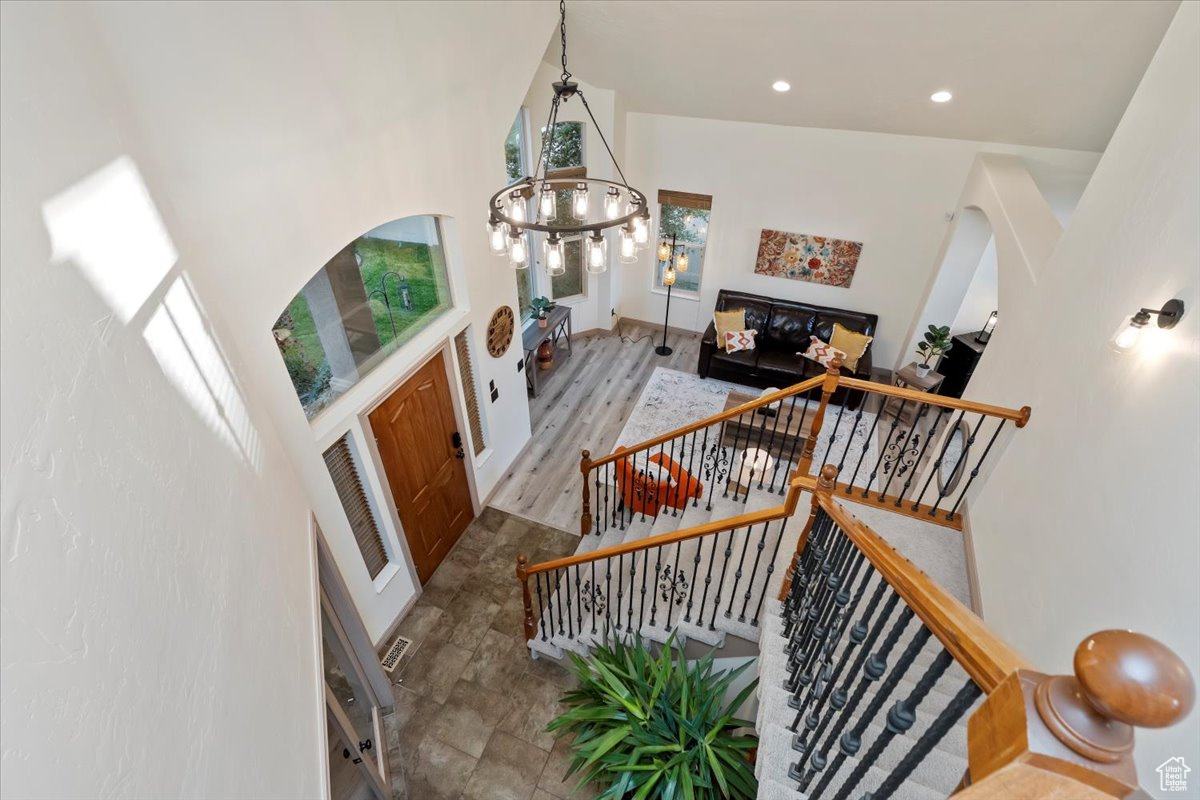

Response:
(505, 111), (537, 321)
(654, 190), (712, 296)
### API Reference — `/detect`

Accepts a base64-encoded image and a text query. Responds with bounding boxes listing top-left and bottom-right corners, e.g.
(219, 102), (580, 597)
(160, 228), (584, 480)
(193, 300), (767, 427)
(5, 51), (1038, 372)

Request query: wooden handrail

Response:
(838, 376), (1032, 427)
(526, 473), (818, 576)
(818, 490), (1032, 693)
(588, 376), (825, 467)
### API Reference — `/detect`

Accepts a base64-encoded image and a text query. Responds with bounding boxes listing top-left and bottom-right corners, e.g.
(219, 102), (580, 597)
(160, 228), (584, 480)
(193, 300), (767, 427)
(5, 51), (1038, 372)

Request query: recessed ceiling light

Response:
(772, 80), (791, 93)
(930, 90), (953, 103)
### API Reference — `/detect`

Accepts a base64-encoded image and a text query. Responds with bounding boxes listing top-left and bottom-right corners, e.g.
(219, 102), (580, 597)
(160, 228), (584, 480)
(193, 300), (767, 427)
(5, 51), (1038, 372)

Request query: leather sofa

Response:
(698, 289), (878, 408)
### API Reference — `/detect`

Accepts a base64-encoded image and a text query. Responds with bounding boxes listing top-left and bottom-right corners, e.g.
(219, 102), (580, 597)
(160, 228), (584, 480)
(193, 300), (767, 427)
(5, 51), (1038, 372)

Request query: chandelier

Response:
(486, 0), (651, 275)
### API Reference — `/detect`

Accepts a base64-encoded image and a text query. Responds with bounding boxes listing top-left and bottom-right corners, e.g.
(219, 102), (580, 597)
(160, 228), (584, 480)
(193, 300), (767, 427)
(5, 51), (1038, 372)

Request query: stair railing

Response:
(774, 465), (1194, 799)
(579, 357), (1030, 538)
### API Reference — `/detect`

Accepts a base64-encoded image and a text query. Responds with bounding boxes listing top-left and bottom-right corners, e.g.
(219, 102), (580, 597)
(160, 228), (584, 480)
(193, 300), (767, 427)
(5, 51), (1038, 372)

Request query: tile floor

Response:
(381, 507), (587, 800)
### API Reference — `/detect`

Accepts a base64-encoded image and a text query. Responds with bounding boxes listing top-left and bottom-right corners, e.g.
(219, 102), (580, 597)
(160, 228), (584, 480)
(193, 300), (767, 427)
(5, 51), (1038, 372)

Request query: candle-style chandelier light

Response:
(486, 0), (650, 274)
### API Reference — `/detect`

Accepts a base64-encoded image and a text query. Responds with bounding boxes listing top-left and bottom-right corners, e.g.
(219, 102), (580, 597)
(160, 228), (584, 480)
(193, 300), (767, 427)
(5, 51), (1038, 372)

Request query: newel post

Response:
(779, 464), (838, 600)
(798, 357), (842, 477)
(579, 449), (593, 537)
(516, 555), (536, 642)
(965, 630), (1195, 797)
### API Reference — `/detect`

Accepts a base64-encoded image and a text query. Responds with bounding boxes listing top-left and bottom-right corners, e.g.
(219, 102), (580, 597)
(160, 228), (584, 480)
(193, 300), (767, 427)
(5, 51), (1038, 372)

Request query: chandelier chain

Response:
(558, 0), (571, 83)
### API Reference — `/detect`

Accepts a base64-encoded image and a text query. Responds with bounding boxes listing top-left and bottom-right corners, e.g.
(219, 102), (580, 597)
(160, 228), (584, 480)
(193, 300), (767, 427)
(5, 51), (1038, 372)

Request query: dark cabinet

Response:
(936, 332), (987, 399)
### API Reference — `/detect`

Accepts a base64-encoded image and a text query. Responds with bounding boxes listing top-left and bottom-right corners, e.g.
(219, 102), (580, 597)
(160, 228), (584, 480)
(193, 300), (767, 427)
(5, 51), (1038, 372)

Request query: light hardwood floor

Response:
(488, 320), (702, 534)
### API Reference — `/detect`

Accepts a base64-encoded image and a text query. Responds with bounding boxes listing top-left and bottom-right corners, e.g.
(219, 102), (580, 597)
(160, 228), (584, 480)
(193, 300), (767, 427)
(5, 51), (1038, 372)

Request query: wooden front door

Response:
(369, 352), (473, 584)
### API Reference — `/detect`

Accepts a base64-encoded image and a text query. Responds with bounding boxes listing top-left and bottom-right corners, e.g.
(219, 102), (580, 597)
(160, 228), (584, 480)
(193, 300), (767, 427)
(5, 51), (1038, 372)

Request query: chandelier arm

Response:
(576, 89), (630, 190)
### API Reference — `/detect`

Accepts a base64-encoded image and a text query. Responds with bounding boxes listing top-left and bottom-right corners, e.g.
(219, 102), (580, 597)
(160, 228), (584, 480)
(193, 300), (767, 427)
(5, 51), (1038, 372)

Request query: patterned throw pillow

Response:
(713, 309), (746, 350)
(800, 336), (846, 368)
(724, 329), (757, 353)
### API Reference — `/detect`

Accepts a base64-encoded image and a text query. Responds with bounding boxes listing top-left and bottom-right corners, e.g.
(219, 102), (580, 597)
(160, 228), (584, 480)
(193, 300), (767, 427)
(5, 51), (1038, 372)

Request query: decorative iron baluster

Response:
(535, 573), (548, 641)
(817, 401), (848, 468)
(758, 399), (786, 490)
(862, 401), (910, 498)
(637, 549), (650, 635)
(594, 467), (602, 535)
(896, 406), (950, 507)
(589, 562), (598, 636)
(696, 526), (721, 626)
(745, 404), (772, 497)
(780, 395), (814, 494)
(626, 553), (638, 632)
(554, 568), (566, 637)
(751, 516), (790, 626)
(911, 409), (967, 511)
(828, 630), (943, 800)
(686, 529), (705, 623)
(947, 419), (1006, 520)
(615, 553), (625, 632)
(782, 511), (836, 636)
(725, 414), (746, 499)
(803, 617), (927, 795)
(868, 679), (983, 800)
(567, 566), (578, 639)
(787, 534), (856, 692)
(845, 407), (885, 494)
(694, 428), (709, 507)
(737, 520), (772, 622)
(790, 526), (854, 657)
(667, 436), (679, 517)
(835, 403), (865, 477)
(927, 413), (985, 518)
(877, 402), (925, 502)
(794, 551), (866, 694)
(649, 542), (665, 627)
(724, 521), (758, 619)
(770, 395), (799, 492)
(665, 543), (683, 630)
(678, 431), (699, 525)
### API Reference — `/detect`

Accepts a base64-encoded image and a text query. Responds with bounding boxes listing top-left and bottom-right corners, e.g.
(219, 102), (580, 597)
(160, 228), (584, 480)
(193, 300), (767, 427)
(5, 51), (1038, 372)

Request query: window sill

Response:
(372, 562), (401, 594)
(650, 286), (700, 300)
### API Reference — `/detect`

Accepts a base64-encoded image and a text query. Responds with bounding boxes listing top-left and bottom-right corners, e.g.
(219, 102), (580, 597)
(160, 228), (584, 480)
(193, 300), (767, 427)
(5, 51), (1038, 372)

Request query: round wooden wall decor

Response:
(486, 305), (515, 357)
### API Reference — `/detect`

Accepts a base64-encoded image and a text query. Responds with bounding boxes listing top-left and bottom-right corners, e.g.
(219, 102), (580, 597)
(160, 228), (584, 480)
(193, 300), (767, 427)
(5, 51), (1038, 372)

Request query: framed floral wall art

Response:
(754, 229), (863, 288)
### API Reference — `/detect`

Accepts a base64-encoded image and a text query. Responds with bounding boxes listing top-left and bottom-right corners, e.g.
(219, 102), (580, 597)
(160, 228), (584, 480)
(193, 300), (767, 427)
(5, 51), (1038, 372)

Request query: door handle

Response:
(452, 432), (465, 460)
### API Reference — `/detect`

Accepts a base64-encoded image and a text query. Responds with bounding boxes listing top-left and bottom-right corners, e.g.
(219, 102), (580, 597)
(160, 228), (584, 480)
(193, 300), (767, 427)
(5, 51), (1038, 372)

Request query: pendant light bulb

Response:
(508, 230), (528, 269)
(572, 182), (589, 221)
(543, 234), (565, 276)
(633, 214), (650, 247)
(618, 226), (638, 263)
(604, 187), (622, 220)
(657, 241), (671, 262)
(586, 232), (607, 274)
(663, 265), (677, 287)
(487, 218), (508, 255)
(508, 191), (526, 225)
(1111, 312), (1150, 353)
(677, 251), (689, 272)
(539, 183), (556, 222)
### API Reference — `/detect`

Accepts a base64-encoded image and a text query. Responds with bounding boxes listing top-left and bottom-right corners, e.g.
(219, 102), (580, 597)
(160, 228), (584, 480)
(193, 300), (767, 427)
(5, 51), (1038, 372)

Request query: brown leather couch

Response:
(698, 289), (878, 408)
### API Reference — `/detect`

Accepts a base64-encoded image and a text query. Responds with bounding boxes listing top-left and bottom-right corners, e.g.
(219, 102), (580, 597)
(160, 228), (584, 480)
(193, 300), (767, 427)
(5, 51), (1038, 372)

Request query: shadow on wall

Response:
(41, 155), (262, 472)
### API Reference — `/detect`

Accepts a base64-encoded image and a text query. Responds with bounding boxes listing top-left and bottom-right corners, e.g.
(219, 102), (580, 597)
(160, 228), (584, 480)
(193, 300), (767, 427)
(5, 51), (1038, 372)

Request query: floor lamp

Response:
(655, 233), (689, 356)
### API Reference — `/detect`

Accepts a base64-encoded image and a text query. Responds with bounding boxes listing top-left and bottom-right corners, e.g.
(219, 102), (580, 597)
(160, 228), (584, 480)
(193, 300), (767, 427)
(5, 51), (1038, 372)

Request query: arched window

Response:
(272, 216), (452, 418)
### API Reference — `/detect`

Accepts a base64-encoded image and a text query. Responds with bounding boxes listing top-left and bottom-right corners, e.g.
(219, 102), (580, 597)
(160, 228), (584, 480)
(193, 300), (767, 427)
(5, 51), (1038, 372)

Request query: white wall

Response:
(0, 4), (322, 797)
(617, 113), (1099, 368)
(965, 3), (1200, 789)
(71, 1), (555, 644)
(951, 237), (998, 336)
(0, 1), (555, 796)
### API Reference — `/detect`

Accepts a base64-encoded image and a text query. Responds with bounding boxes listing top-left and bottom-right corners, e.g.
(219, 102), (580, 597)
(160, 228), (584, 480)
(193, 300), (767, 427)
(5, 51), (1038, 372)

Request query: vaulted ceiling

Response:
(549, 0), (1179, 151)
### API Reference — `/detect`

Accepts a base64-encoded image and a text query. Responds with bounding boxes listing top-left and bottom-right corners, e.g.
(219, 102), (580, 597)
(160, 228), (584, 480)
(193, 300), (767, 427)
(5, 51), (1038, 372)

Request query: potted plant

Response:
(532, 296), (555, 328)
(916, 324), (953, 377)
(547, 634), (759, 799)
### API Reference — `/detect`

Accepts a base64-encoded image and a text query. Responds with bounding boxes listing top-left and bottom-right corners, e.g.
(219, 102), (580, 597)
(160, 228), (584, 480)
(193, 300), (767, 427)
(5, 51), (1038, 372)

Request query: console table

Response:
(523, 304), (572, 397)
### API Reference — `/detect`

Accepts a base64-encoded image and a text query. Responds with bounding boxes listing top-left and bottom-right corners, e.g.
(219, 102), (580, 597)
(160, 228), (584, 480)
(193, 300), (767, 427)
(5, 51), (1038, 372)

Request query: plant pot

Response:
(537, 340), (554, 370)
(538, 315), (548, 329)
(915, 364), (932, 378)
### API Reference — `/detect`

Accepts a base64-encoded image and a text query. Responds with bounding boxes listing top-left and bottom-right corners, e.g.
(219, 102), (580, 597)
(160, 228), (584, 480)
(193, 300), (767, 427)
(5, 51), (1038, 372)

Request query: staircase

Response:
(513, 361), (1195, 798)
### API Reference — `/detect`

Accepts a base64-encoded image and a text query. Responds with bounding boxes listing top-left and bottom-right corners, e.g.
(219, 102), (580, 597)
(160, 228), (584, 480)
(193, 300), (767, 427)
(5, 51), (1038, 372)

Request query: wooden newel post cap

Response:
(1074, 630), (1195, 728)
(828, 356), (843, 373)
(1034, 630), (1195, 764)
(516, 554), (528, 580)
(817, 464), (839, 490)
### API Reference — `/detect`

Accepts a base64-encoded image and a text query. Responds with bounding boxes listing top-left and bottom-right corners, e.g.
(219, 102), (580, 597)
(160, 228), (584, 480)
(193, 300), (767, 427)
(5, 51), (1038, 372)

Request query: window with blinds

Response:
(454, 330), (487, 456)
(323, 435), (390, 579)
(655, 189), (713, 295)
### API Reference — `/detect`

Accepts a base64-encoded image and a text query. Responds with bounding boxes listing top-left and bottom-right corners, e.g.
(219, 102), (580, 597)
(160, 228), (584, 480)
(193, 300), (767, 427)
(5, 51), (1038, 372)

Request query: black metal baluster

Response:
(835, 404), (865, 476)
(725, 522), (758, 618)
(947, 419), (1006, 521)
(836, 646), (953, 800)
(862, 401), (910, 498)
(694, 428), (708, 508)
(709, 529), (736, 631)
(751, 516), (790, 627)
(615, 553), (625, 632)
(638, 549), (650, 634)
(590, 561), (598, 636)
(912, 409), (967, 511)
(554, 568), (565, 637)
(666, 542), (683, 630)
(845, 407), (884, 494)
(535, 573), (548, 641)
(818, 401), (848, 468)
(667, 436), (679, 517)
(758, 396), (787, 490)
(804, 617), (927, 796)
(725, 414), (746, 499)
(928, 413), (985, 518)
(789, 525), (852, 654)
(696, 527), (721, 626)
(868, 679), (983, 800)
(594, 467), (602, 535)
(828, 630), (943, 800)
(896, 406), (950, 507)
(787, 535), (856, 693)
(649, 542), (665, 627)
(795, 551), (866, 689)
(626, 553), (637, 632)
(678, 431), (699, 525)
(770, 395), (799, 492)
(782, 512), (836, 637)
(564, 567), (576, 640)
(780, 395), (813, 494)
(602, 463), (609, 535)
(877, 401), (926, 502)
(746, 404), (772, 498)
(686, 531), (704, 624)
(737, 520), (772, 622)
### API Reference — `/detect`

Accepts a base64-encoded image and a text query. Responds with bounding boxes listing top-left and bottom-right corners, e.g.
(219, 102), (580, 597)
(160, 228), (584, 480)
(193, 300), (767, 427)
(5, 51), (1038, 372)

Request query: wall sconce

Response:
(976, 310), (998, 344)
(1111, 299), (1185, 353)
